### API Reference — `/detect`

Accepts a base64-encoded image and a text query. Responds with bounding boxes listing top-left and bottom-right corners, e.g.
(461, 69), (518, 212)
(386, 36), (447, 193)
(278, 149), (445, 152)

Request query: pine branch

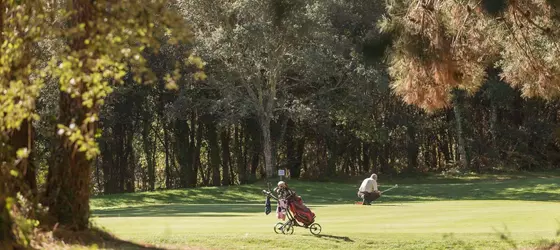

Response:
(503, 10), (540, 71)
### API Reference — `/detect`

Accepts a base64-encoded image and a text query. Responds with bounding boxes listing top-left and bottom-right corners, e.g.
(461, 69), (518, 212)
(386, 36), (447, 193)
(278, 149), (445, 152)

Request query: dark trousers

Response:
(358, 191), (381, 204)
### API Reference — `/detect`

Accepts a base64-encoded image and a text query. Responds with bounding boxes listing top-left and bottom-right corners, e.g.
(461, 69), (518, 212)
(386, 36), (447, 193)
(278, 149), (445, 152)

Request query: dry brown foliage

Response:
(386, 0), (560, 111)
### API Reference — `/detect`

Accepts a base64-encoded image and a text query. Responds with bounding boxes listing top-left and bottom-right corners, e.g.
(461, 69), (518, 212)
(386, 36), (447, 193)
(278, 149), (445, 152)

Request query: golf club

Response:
(382, 184), (398, 193)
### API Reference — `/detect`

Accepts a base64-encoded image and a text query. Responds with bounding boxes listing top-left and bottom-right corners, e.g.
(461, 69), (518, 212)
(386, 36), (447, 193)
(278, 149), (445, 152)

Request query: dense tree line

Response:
(3, 0), (560, 248)
(84, 67), (560, 194)
(82, 0), (560, 192)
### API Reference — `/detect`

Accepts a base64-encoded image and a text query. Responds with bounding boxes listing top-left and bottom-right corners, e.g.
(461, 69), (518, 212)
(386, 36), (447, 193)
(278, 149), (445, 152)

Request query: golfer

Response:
(274, 181), (296, 201)
(357, 173), (381, 205)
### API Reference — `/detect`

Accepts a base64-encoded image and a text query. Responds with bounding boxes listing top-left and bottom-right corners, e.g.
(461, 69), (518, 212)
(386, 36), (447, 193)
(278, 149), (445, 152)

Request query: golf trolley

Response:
(262, 189), (322, 235)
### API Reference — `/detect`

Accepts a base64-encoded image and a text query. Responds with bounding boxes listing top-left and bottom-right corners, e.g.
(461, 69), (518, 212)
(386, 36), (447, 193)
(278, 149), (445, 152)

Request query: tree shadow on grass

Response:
(52, 227), (168, 250)
(92, 185), (268, 208)
(93, 204), (327, 218)
(91, 174), (560, 210)
(93, 204), (261, 218)
(301, 177), (560, 204)
(303, 234), (354, 242)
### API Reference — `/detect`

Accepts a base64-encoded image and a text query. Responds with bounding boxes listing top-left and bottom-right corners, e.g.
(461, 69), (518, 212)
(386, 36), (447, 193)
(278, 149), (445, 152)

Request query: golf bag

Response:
(288, 196), (315, 226)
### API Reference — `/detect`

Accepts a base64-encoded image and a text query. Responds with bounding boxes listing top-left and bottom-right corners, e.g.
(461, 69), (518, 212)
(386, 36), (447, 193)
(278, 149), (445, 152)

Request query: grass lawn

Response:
(90, 172), (560, 250)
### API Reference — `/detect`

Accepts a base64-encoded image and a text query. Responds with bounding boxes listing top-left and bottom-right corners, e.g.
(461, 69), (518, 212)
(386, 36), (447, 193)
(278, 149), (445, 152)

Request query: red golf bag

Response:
(288, 196), (315, 227)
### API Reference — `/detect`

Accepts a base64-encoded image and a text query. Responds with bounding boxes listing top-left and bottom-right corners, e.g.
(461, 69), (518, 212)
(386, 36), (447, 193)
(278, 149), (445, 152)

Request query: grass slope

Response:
(91, 172), (560, 250)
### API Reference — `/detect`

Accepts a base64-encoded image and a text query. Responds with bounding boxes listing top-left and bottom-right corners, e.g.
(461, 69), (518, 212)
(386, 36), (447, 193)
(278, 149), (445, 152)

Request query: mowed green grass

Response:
(91, 172), (560, 250)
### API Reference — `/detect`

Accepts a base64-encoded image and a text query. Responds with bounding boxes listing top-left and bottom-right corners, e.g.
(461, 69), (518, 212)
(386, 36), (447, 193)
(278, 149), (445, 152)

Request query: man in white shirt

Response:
(357, 173), (381, 205)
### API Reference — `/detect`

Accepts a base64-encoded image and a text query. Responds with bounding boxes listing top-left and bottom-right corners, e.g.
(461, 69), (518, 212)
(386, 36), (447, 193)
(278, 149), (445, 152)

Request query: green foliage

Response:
(49, 0), (199, 160)
(4, 193), (46, 248)
(0, 1), (46, 131)
(0, 0), (48, 246)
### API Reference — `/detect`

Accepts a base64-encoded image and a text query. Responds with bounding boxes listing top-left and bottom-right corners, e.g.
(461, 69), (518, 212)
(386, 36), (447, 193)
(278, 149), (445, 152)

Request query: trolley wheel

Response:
(282, 222), (294, 235)
(273, 222), (284, 234)
(309, 223), (322, 235)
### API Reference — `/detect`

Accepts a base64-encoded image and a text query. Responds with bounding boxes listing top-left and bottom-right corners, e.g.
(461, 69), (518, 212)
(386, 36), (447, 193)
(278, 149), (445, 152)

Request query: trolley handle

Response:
(262, 190), (279, 200)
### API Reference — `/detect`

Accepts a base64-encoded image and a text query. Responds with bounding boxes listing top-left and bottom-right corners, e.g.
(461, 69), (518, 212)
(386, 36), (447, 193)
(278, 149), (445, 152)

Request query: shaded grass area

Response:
(39, 227), (169, 250)
(91, 171), (560, 211)
(94, 204), (321, 218)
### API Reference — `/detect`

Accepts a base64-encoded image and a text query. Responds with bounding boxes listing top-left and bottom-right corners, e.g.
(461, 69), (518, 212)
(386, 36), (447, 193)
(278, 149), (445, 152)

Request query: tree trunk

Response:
(142, 119), (156, 191)
(169, 140), (177, 187)
(45, 92), (92, 230)
(490, 102), (498, 141)
(101, 137), (114, 194)
(285, 119), (296, 177)
(423, 137), (432, 171)
(221, 128), (231, 186)
(235, 125), (247, 184)
(489, 98), (500, 163)
(163, 123), (172, 189)
(9, 120), (36, 196)
(326, 137), (338, 178)
(174, 119), (190, 188)
(117, 124), (125, 192)
(512, 90), (524, 127)
(206, 120), (221, 186)
(293, 137), (305, 179)
(438, 128), (452, 165)
(1, 120), (36, 249)
(431, 142), (438, 171)
(352, 145), (360, 175)
(190, 113), (202, 188)
(370, 143), (378, 174)
(229, 156), (235, 185)
(452, 89), (469, 169)
(124, 124), (135, 192)
(250, 147), (260, 182)
(260, 117), (275, 178)
(443, 110), (455, 168)
(44, 0), (95, 230)
(115, 123), (126, 193)
(406, 123), (419, 173)
(95, 156), (103, 192)
(318, 137), (327, 177)
(247, 119), (261, 181)
(271, 116), (289, 172)
(362, 143), (370, 174)
(379, 143), (390, 174)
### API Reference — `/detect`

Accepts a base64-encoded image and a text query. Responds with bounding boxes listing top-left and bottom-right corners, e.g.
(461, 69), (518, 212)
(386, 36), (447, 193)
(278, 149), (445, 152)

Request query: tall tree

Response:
(452, 89), (469, 169)
(44, 0), (196, 230)
(179, 0), (365, 178)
